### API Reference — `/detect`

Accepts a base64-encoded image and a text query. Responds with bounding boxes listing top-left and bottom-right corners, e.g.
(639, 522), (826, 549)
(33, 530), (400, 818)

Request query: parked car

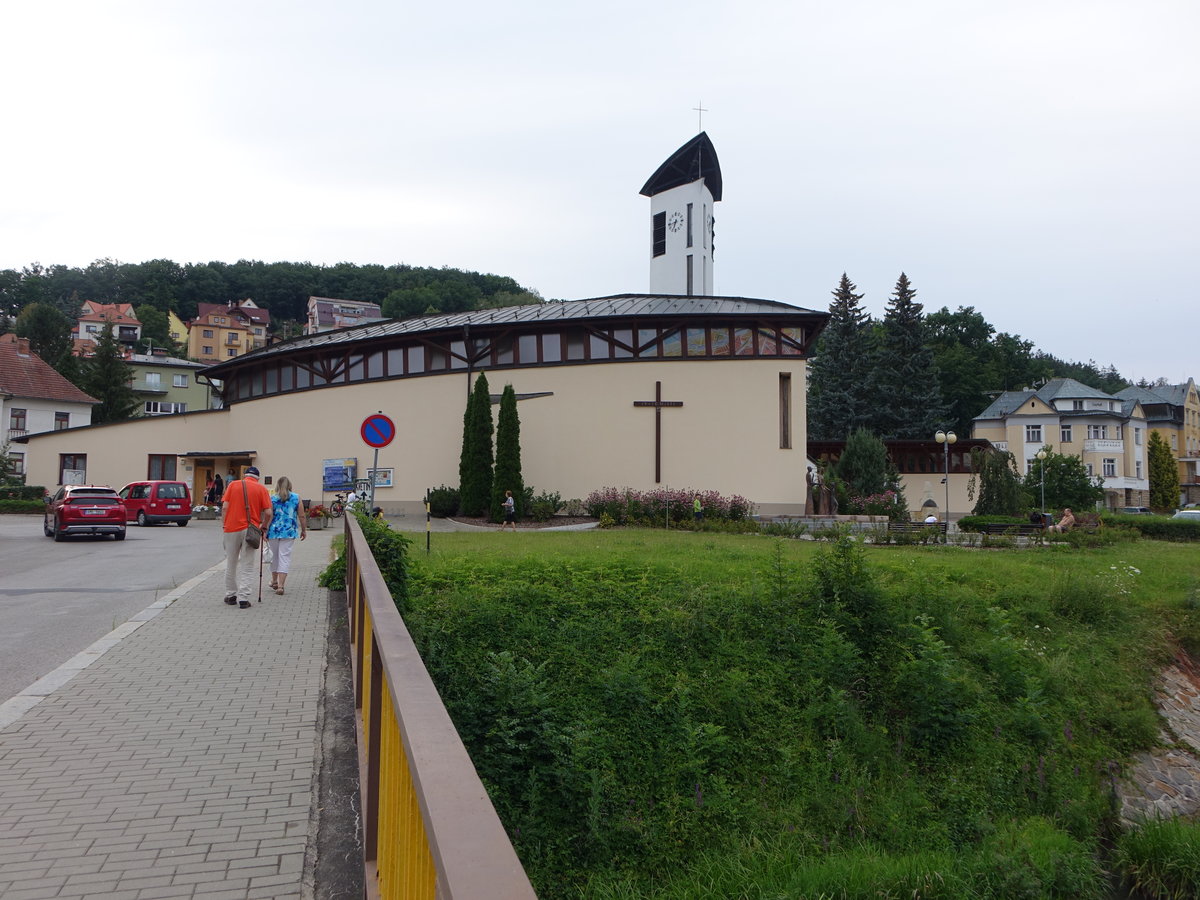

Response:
(1172, 509), (1200, 521)
(44, 485), (127, 541)
(119, 480), (193, 526)
(1118, 507), (1154, 515)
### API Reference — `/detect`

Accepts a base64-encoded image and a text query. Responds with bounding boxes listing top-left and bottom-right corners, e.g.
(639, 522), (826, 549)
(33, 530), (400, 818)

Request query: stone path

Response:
(0, 530), (337, 900)
(1120, 650), (1200, 825)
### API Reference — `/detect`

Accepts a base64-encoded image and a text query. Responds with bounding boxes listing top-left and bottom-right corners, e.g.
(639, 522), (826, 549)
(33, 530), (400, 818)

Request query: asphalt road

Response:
(0, 513), (229, 704)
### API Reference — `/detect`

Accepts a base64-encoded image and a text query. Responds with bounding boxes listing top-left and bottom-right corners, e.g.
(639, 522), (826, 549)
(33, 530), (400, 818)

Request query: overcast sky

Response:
(3, 1), (1196, 384)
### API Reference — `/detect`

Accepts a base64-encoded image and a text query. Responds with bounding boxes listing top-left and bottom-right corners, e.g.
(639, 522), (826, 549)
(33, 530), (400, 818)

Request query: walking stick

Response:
(257, 534), (264, 603)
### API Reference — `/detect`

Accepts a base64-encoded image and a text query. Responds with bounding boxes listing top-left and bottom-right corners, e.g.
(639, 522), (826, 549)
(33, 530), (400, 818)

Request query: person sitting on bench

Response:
(1049, 507), (1075, 533)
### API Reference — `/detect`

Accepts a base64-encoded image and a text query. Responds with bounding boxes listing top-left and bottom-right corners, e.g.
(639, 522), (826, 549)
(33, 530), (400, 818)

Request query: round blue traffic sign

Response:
(361, 414), (396, 448)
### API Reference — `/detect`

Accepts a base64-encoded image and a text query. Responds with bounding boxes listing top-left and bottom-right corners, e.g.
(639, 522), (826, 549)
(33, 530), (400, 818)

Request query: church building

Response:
(21, 134), (828, 516)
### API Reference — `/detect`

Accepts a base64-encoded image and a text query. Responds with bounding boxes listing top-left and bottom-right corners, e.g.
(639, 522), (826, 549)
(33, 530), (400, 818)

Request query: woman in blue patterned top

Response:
(267, 476), (307, 595)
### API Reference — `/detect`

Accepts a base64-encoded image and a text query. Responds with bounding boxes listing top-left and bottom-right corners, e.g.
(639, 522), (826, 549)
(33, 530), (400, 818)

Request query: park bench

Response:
(977, 522), (1046, 536)
(888, 521), (948, 536)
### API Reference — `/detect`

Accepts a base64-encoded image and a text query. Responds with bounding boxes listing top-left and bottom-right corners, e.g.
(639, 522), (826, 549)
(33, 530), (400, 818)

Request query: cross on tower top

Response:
(693, 101), (708, 132)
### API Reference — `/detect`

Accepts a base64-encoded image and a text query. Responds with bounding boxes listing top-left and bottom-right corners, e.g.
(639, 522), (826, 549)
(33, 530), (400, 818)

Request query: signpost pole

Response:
(359, 410), (395, 519)
(370, 447), (379, 510)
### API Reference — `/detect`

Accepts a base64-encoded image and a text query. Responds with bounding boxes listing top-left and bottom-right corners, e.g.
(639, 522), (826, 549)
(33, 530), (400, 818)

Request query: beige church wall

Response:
(487, 359), (809, 512)
(243, 357), (811, 513)
(23, 356), (812, 515)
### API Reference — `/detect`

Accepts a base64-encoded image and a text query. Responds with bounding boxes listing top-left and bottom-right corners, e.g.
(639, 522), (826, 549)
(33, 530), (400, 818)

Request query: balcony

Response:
(131, 381), (168, 394)
(992, 441), (1008, 452)
(7, 428), (27, 441)
(1084, 439), (1124, 453)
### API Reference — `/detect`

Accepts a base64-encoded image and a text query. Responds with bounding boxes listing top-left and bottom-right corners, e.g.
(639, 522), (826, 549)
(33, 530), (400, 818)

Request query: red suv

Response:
(44, 485), (127, 541)
(119, 480), (192, 526)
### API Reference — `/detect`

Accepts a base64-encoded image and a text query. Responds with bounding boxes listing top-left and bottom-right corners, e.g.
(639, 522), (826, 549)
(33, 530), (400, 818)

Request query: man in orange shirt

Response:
(222, 466), (273, 608)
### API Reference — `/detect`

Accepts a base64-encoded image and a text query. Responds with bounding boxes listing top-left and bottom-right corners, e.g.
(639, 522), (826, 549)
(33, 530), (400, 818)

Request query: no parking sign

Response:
(360, 413), (396, 448)
(359, 413), (395, 510)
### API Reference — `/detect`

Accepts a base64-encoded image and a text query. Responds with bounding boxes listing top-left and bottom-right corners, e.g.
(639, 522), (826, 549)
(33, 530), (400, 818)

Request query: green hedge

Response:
(1105, 513), (1200, 542)
(0, 499), (45, 514)
(0, 484), (46, 501)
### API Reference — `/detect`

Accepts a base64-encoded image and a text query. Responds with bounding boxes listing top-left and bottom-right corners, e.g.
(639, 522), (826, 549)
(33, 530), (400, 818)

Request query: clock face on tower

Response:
(667, 211), (684, 233)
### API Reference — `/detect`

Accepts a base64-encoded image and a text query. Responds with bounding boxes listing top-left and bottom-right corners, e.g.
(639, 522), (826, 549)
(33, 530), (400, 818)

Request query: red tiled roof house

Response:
(1, 334), (97, 480)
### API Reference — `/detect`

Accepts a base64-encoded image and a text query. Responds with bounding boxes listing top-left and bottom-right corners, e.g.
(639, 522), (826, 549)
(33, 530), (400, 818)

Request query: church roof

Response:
(639, 132), (723, 201)
(199, 293), (826, 376)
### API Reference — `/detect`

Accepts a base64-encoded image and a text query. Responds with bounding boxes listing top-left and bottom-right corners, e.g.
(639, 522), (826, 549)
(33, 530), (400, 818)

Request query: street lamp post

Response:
(935, 430), (957, 528)
(1036, 447), (1048, 521)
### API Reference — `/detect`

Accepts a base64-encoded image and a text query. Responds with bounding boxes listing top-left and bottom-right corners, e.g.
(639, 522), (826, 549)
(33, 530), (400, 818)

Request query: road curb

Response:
(0, 559), (225, 730)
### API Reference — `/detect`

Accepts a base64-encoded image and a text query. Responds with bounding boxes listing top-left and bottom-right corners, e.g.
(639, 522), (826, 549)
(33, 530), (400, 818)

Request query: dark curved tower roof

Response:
(639, 132), (722, 201)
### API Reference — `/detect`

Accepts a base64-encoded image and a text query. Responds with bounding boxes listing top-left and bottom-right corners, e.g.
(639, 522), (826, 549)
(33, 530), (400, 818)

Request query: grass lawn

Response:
(399, 529), (1200, 898)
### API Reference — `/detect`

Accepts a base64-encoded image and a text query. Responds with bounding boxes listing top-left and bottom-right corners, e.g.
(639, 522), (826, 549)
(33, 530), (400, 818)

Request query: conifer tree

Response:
(835, 427), (894, 498)
(1148, 430), (1180, 510)
(490, 384), (524, 522)
(458, 372), (494, 516)
(807, 274), (876, 440)
(873, 273), (944, 439)
(84, 322), (140, 424)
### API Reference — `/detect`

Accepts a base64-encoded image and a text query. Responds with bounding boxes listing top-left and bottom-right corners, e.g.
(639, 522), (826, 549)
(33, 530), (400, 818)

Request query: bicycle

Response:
(330, 493), (346, 518)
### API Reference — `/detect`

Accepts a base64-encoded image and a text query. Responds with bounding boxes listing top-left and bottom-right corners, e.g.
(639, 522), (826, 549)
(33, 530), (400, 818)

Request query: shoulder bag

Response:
(243, 481), (262, 549)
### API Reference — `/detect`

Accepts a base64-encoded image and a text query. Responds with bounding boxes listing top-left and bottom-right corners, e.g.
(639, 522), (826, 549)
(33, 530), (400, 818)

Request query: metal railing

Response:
(343, 516), (537, 900)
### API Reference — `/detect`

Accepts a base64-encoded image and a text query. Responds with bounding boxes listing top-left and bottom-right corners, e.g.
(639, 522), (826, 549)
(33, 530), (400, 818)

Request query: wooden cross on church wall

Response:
(633, 380), (684, 483)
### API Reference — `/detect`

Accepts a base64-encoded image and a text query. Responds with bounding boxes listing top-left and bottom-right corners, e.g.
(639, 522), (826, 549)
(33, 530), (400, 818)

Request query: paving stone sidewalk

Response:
(0, 529), (338, 900)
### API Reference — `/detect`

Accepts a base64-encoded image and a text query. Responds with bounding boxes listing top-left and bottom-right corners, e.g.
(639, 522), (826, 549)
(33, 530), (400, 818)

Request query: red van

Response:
(119, 480), (193, 526)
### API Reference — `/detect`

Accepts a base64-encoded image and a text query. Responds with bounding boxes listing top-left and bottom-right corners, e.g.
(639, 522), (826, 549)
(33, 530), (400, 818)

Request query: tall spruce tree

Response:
(1148, 430), (1180, 510)
(458, 372), (494, 516)
(490, 384), (524, 522)
(84, 322), (140, 424)
(873, 273), (945, 439)
(807, 274), (876, 440)
(835, 427), (893, 498)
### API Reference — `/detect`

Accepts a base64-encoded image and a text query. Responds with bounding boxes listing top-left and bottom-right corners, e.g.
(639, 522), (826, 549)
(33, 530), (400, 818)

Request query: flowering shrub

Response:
(585, 486), (755, 525)
(191, 505), (216, 513)
(308, 504), (331, 520)
(841, 489), (908, 522)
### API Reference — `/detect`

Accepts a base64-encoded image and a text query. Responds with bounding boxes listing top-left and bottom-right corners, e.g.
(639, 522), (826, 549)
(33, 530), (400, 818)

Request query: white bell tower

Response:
(640, 132), (722, 296)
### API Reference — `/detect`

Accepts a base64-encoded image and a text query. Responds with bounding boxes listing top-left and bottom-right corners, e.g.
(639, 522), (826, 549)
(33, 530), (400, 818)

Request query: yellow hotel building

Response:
(972, 377), (1150, 509)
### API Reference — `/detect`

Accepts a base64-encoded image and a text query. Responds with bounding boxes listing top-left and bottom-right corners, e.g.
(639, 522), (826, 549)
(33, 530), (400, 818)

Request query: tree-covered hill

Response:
(0, 257), (544, 325)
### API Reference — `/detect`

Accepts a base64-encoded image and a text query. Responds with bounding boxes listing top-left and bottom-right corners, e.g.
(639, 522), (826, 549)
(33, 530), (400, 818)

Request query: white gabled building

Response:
(1, 335), (97, 481)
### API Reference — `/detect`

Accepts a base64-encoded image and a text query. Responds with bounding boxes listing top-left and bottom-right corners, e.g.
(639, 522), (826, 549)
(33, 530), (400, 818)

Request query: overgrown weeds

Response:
(392, 528), (1198, 898)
